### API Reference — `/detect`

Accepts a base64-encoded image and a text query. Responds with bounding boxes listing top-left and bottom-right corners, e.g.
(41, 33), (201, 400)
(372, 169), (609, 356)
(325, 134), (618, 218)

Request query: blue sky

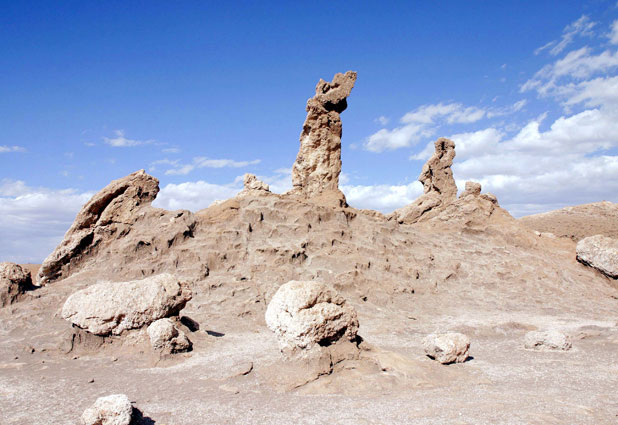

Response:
(2, 1), (618, 262)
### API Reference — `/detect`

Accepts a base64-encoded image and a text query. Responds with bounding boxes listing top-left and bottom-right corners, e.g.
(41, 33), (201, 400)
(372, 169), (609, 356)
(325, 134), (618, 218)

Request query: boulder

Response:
(38, 170), (160, 285)
(524, 331), (572, 351)
(61, 273), (192, 336)
(290, 71), (357, 205)
(242, 173), (270, 193)
(422, 332), (470, 364)
(147, 318), (192, 353)
(460, 181), (481, 198)
(576, 235), (618, 278)
(81, 394), (133, 425)
(391, 138), (457, 223)
(0, 262), (32, 307)
(265, 280), (359, 352)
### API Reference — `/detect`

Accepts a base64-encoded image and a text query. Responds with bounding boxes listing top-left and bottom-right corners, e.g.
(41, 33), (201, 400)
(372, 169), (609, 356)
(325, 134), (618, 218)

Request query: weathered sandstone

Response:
(61, 273), (192, 335)
(391, 138), (457, 223)
(524, 330), (572, 351)
(0, 262), (32, 307)
(290, 71), (357, 206)
(422, 333), (470, 364)
(265, 280), (359, 353)
(147, 318), (192, 353)
(576, 235), (618, 278)
(81, 394), (133, 425)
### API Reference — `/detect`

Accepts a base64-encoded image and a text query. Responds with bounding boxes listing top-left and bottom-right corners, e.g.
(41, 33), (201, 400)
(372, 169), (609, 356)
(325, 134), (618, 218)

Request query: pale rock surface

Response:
(519, 201), (618, 241)
(61, 273), (192, 335)
(576, 235), (618, 279)
(290, 71), (357, 205)
(37, 170), (160, 285)
(81, 394), (133, 425)
(242, 173), (270, 193)
(524, 330), (572, 351)
(460, 181), (481, 198)
(422, 332), (470, 364)
(265, 280), (359, 352)
(391, 138), (457, 223)
(147, 318), (192, 353)
(0, 262), (32, 307)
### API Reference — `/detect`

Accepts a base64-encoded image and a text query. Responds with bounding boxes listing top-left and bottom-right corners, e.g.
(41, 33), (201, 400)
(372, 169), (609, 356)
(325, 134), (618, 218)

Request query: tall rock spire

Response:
(290, 71), (357, 206)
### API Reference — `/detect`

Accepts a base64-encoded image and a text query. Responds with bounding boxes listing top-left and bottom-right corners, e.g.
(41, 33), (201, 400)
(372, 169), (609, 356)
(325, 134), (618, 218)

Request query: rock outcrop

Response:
(0, 262), (32, 307)
(290, 71), (357, 206)
(241, 173), (270, 194)
(37, 170), (160, 285)
(524, 331), (572, 351)
(147, 318), (192, 353)
(391, 138), (457, 223)
(81, 394), (133, 425)
(576, 235), (618, 279)
(61, 273), (192, 336)
(422, 333), (470, 364)
(265, 280), (359, 353)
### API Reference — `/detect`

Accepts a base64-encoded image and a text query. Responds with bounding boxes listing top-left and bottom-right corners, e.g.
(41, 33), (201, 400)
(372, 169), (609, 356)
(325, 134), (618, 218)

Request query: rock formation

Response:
(265, 280), (359, 353)
(0, 262), (32, 307)
(37, 170), (160, 285)
(61, 273), (191, 335)
(147, 318), (192, 353)
(422, 333), (470, 364)
(524, 331), (572, 351)
(290, 71), (357, 206)
(241, 173), (270, 194)
(576, 235), (618, 279)
(391, 138), (457, 223)
(81, 394), (133, 425)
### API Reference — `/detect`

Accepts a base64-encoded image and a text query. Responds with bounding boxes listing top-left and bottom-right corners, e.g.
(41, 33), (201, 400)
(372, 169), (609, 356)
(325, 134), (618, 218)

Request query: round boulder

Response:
(422, 332), (470, 364)
(147, 318), (192, 353)
(81, 394), (133, 425)
(524, 330), (571, 351)
(265, 280), (359, 352)
(0, 262), (32, 307)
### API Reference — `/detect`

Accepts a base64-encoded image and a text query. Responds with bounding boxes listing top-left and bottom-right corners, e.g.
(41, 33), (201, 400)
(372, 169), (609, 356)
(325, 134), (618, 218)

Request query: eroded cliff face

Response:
(36, 72), (585, 311)
(290, 71), (357, 207)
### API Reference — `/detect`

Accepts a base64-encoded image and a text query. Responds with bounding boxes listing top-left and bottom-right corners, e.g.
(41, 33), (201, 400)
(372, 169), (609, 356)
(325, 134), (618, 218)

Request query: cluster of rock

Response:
(0, 262), (32, 307)
(389, 139), (501, 225)
(576, 235), (618, 279)
(61, 273), (193, 353)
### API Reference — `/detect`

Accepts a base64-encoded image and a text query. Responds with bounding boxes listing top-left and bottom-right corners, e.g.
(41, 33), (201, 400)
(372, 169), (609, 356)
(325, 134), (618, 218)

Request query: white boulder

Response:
(524, 330), (572, 351)
(422, 332), (470, 364)
(62, 273), (192, 336)
(147, 318), (191, 353)
(576, 235), (618, 278)
(81, 394), (132, 425)
(265, 280), (359, 352)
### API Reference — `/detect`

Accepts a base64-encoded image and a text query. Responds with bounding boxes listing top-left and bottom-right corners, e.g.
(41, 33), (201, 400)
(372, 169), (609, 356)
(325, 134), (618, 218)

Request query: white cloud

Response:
(153, 181), (241, 211)
(610, 20), (618, 44)
(163, 157), (261, 175)
(375, 116), (389, 125)
(535, 15), (596, 56)
(563, 75), (618, 107)
(364, 101), (524, 153)
(342, 181), (423, 212)
(0, 145), (26, 153)
(162, 147), (180, 154)
(0, 180), (92, 263)
(103, 130), (153, 147)
(522, 47), (618, 96)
